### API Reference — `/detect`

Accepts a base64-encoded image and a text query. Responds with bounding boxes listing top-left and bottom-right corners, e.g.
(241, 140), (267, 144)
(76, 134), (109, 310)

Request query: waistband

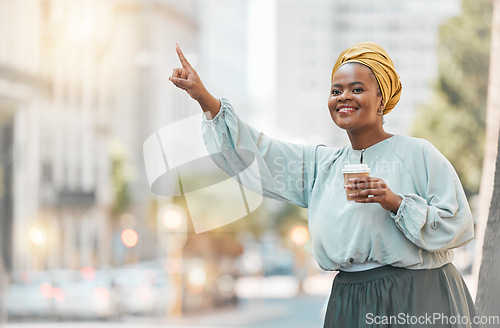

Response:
(339, 261), (384, 272)
(336, 265), (408, 284)
(335, 263), (452, 284)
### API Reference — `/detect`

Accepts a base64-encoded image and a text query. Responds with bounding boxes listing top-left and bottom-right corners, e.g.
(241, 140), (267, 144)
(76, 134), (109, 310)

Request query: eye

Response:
(353, 88), (364, 93)
(331, 89), (341, 95)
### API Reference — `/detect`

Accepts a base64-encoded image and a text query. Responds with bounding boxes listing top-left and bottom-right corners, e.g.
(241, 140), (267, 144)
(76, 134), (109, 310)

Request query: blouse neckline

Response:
(347, 135), (397, 164)
(349, 134), (397, 152)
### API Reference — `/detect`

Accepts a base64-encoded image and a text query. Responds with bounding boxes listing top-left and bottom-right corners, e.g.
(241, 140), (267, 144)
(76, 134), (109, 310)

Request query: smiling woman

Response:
(328, 63), (385, 139)
(169, 41), (478, 327)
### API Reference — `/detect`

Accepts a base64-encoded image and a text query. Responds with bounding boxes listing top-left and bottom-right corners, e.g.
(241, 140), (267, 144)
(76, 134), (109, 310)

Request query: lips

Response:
(336, 107), (358, 114)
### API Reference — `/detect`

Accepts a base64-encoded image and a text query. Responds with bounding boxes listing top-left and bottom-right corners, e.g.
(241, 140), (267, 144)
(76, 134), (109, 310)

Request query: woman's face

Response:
(328, 63), (384, 133)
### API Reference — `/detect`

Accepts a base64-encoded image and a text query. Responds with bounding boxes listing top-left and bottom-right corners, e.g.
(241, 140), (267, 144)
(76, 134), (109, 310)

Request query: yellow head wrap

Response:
(331, 41), (402, 115)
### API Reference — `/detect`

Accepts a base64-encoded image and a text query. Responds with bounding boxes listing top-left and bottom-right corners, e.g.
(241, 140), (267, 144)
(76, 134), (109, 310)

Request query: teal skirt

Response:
(323, 263), (478, 328)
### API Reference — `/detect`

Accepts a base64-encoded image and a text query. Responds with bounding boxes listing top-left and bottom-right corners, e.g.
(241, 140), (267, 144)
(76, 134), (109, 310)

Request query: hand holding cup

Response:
(342, 164), (370, 201)
(343, 165), (402, 213)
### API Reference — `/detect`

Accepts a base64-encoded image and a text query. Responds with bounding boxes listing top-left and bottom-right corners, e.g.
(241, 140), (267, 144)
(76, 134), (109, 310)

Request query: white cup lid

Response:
(342, 164), (370, 173)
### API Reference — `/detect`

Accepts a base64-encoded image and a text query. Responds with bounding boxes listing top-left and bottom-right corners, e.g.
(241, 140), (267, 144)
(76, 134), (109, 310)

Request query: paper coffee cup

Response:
(342, 164), (370, 201)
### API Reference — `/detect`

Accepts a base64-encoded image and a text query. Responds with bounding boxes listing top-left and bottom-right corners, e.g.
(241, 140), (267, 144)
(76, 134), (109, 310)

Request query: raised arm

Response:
(169, 44), (328, 207)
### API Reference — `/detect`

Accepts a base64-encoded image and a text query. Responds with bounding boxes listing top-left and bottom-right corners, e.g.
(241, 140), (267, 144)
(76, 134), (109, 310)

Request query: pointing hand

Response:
(169, 44), (220, 119)
(169, 44), (207, 101)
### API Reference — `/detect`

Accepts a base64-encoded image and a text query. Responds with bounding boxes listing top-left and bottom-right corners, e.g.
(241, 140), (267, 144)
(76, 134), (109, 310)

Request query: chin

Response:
(331, 116), (351, 131)
(335, 124), (350, 131)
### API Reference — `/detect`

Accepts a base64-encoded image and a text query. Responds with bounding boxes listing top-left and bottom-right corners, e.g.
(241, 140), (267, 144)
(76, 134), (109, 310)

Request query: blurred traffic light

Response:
(157, 203), (187, 252)
(162, 208), (183, 230)
(121, 228), (139, 248)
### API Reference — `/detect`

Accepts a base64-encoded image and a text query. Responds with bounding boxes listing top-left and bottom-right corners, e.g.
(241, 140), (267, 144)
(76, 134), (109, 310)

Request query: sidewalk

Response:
(164, 299), (292, 327)
(3, 295), (326, 328)
(164, 294), (326, 328)
(2, 302), (289, 328)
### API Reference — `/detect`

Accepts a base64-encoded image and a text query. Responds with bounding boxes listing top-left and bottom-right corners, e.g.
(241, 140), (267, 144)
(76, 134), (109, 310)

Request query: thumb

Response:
(169, 76), (193, 90)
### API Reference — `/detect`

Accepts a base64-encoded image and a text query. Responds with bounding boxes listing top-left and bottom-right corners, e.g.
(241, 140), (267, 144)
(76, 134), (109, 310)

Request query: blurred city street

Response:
(5, 295), (326, 328)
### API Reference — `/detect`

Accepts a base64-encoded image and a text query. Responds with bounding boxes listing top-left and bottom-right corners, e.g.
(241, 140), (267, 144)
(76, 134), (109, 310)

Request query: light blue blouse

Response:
(201, 98), (474, 271)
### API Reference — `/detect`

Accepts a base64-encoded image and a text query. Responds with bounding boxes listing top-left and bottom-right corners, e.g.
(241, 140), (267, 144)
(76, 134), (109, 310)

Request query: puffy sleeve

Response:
(201, 98), (322, 208)
(389, 140), (475, 252)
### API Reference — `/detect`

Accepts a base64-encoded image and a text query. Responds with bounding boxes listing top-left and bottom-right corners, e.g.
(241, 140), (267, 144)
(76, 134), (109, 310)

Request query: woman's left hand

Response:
(346, 176), (402, 213)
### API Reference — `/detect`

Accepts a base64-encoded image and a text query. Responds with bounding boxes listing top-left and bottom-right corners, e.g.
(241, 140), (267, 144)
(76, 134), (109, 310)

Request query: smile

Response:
(337, 107), (358, 114)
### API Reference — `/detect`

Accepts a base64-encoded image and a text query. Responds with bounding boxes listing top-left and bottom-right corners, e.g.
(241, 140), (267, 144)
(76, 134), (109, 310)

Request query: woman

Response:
(169, 41), (477, 327)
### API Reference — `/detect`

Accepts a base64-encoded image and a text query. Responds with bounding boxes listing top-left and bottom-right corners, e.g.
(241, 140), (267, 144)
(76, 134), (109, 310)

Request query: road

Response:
(4, 295), (327, 328)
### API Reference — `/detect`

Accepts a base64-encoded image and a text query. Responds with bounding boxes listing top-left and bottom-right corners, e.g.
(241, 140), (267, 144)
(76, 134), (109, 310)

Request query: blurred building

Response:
(0, 0), (118, 271)
(0, 0), (48, 272)
(197, 0), (248, 115)
(271, 0), (461, 147)
(103, 0), (198, 263)
(0, 0), (198, 272)
(274, 0), (336, 145)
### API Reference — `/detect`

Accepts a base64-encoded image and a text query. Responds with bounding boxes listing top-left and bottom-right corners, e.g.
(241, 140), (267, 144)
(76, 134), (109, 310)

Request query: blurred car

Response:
(111, 265), (169, 316)
(51, 268), (120, 320)
(6, 271), (55, 320)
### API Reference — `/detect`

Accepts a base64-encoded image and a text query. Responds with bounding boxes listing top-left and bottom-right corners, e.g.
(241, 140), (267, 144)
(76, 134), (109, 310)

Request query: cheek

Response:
(327, 96), (336, 114)
(327, 96), (340, 125)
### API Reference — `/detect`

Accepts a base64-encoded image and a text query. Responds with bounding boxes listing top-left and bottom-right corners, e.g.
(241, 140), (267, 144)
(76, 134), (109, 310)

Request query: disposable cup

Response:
(342, 164), (370, 201)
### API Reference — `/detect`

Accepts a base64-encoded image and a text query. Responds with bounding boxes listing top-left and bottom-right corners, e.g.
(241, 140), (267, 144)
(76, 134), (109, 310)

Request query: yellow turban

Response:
(331, 41), (402, 115)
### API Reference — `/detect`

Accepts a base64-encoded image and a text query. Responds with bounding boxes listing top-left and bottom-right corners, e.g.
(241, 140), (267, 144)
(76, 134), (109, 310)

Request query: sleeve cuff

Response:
(390, 194), (408, 220)
(202, 98), (226, 123)
(390, 193), (428, 234)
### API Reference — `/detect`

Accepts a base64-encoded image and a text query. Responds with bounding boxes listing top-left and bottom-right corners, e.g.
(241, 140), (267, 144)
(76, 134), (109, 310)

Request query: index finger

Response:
(176, 44), (192, 69)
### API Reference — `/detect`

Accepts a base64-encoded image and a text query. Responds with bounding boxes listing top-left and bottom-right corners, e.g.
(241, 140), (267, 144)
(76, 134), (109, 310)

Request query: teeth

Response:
(338, 108), (357, 113)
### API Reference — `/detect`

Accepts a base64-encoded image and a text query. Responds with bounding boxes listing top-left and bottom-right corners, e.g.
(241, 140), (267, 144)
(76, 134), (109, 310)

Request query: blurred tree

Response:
(110, 141), (132, 215)
(270, 201), (308, 245)
(474, 0), (500, 318)
(412, 0), (494, 196)
(471, 0), (500, 301)
(475, 128), (500, 322)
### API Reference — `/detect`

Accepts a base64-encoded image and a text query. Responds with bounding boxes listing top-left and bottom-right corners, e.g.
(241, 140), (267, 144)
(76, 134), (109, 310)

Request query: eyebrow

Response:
(332, 81), (366, 88)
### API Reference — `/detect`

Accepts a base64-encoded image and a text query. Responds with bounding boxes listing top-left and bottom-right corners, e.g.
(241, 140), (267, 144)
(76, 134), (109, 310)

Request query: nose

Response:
(337, 91), (348, 102)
